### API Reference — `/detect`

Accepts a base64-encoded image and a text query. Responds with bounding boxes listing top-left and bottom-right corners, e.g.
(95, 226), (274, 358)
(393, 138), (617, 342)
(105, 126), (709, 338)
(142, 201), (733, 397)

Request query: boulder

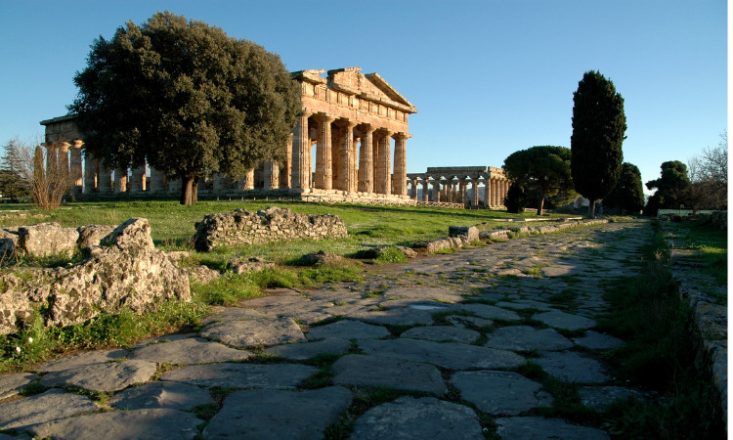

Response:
(448, 226), (479, 243)
(77, 224), (116, 252)
(298, 251), (344, 267)
(187, 265), (221, 284)
(227, 256), (275, 274)
(100, 218), (155, 253)
(18, 223), (78, 258)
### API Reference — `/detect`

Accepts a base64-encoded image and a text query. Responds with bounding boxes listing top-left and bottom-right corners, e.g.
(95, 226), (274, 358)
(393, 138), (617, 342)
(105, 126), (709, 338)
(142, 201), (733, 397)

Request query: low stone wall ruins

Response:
(0, 218), (190, 336)
(194, 207), (348, 252)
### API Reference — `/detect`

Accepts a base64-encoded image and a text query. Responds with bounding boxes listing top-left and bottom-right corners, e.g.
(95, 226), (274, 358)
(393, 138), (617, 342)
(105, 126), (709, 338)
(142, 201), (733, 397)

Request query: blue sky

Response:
(0, 0), (726, 190)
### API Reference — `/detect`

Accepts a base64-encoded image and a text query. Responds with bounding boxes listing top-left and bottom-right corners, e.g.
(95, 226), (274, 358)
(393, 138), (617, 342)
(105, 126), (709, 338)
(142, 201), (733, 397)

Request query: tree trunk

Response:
(537, 191), (545, 216)
(180, 175), (196, 206)
(588, 199), (596, 218)
(192, 178), (199, 204)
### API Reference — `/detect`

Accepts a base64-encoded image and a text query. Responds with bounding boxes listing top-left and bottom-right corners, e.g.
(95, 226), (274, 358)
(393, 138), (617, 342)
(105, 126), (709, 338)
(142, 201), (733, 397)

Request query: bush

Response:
(504, 183), (527, 214)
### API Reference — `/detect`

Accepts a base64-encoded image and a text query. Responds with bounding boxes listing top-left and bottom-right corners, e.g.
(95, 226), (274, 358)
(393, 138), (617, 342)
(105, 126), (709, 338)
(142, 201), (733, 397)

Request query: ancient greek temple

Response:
(40, 67), (418, 204)
(407, 166), (510, 209)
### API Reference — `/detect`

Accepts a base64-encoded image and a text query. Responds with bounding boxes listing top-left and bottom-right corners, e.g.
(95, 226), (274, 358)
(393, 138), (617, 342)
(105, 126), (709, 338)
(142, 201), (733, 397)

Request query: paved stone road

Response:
(0, 220), (650, 439)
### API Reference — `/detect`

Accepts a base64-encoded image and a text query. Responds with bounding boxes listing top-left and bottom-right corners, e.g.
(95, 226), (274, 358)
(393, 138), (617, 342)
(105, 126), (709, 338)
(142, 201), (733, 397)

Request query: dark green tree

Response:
(71, 12), (301, 205)
(503, 146), (573, 215)
(604, 162), (644, 213)
(504, 182), (527, 214)
(645, 161), (691, 209)
(570, 71), (627, 217)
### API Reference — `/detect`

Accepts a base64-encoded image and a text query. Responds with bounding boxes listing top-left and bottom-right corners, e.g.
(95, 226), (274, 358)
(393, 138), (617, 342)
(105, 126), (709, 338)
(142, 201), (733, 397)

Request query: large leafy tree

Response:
(503, 146), (573, 215)
(603, 162), (644, 214)
(71, 12), (301, 205)
(570, 71), (627, 217)
(645, 161), (691, 209)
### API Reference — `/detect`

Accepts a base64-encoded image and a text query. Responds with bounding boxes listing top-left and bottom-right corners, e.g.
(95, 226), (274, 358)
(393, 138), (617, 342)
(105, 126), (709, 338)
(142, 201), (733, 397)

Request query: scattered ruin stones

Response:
(0, 218), (190, 335)
(76, 224), (116, 252)
(226, 256), (275, 274)
(193, 207), (348, 251)
(19, 222), (78, 257)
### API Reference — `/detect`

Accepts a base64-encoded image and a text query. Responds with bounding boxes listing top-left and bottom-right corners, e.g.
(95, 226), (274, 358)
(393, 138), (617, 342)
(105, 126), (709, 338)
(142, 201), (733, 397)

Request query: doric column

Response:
(422, 178), (430, 202)
(244, 168), (255, 190)
(149, 167), (166, 193)
(58, 142), (71, 181)
(338, 121), (356, 193)
(501, 180), (508, 206)
(315, 115), (334, 190)
(393, 133), (408, 196)
(129, 165), (146, 193)
(98, 163), (112, 193)
(282, 134), (293, 188)
(83, 150), (97, 193)
(492, 178), (499, 207)
(263, 160), (279, 190)
(471, 177), (480, 208)
(115, 168), (127, 193)
(376, 130), (392, 194)
(70, 140), (83, 193)
(358, 126), (374, 193)
(457, 179), (465, 205)
(45, 143), (57, 171)
(433, 181), (441, 202)
(484, 179), (491, 208)
(292, 113), (311, 190)
(411, 178), (418, 199)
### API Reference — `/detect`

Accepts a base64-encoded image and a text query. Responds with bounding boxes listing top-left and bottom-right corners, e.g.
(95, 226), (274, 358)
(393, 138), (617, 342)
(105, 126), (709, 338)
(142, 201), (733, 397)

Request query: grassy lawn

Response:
(0, 200), (565, 263)
(668, 217), (727, 286)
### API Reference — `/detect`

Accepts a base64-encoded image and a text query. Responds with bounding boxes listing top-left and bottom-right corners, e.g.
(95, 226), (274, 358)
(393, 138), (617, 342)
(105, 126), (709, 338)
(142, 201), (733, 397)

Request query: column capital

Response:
(361, 123), (376, 134)
(315, 113), (334, 123)
(58, 141), (71, 153)
(394, 132), (412, 140)
(72, 139), (84, 149)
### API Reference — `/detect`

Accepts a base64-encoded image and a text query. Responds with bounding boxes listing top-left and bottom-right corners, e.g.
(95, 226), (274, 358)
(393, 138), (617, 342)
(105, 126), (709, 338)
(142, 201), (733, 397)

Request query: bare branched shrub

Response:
(31, 145), (73, 210)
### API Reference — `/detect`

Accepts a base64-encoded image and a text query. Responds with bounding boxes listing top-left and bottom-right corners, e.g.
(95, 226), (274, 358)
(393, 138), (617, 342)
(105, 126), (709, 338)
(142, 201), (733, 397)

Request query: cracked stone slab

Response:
(451, 370), (553, 415)
(0, 389), (97, 430)
(494, 300), (553, 311)
(204, 387), (352, 439)
(573, 331), (624, 351)
(264, 338), (352, 360)
(332, 354), (447, 395)
(358, 338), (524, 370)
(454, 303), (521, 321)
(349, 308), (434, 326)
(382, 286), (466, 303)
(0, 372), (36, 400)
(130, 337), (252, 365)
(38, 349), (129, 373)
(495, 416), (609, 440)
(161, 363), (317, 389)
(532, 310), (596, 331)
(109, 382), (214, 411)
(200, 316), (305, 348)
(578, 386), (645, 411)
(401, 325), (480, 344)
(41, 359), (158, 392)
(31, 408), (201, 440)
(351, 396), (483, 440)
(485, 326), (573, 351)
(446, 315), (493, 329)
(535, 351), (610, 384)
(307, 319), (390, 340)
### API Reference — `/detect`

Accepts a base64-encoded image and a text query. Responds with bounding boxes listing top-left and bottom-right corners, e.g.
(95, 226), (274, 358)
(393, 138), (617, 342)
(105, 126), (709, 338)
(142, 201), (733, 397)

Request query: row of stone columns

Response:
(407, 176), (510, 208)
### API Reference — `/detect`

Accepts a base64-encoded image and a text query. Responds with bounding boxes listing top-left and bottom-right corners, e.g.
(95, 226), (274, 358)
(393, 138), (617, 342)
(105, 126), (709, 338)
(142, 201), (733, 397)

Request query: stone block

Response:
(18, 222), (78, 257)
(448, 225), (479, 242)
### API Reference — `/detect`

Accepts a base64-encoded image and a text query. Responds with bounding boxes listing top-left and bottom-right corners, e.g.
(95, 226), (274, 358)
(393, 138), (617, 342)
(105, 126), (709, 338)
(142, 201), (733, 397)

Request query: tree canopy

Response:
(570, 70), (626, 217)
(71, 12), (301, 205)
(646, 161), (690, 209)
(503, 145), (572, 215)
(603, 162), (644, 213)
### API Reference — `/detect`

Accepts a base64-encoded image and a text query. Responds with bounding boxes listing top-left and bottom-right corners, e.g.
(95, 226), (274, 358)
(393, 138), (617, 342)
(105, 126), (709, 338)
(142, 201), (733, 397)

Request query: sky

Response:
(0, 0), (726, 191)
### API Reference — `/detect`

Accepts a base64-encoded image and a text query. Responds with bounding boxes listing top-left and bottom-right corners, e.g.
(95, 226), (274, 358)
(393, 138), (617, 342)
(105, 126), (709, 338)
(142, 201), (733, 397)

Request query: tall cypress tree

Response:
(570, 71), (627, 217)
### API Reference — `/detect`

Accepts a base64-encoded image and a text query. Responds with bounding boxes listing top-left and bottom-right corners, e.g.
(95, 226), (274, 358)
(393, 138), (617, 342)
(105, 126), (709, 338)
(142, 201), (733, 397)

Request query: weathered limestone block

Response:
(18, 223), (78, 257)
(77, 224), (116, 252)
(0, 218), (190, 335)
(448, 226), (479, 243)
(227, 257), (275, 274)
(193, 207), (348, 252)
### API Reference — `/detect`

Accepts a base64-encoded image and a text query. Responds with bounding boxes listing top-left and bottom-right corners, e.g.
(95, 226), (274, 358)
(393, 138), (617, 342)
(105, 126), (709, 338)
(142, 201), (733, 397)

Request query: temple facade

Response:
(40, 67), (418, 204)
(407, 166), (510, 209)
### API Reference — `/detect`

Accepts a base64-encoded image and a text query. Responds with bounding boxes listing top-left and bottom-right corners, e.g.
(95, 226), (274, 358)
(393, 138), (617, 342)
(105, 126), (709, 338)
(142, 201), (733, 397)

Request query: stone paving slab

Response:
(349, 308), (434, 326)
(41, 359), (158, 392)
(532, 310), (596, 331)
(382, 286), (465, 303)
(578, 386), (645, 411)
(401, 325), (480, 344)
(351, 396), (484, 440)
(31, 408), (201, 440)
(332, 354), (447, 395)
(306, 319), (390, 340)
(358, 338), (524, 370)
(0, 372), (35, 400)
(38, 349), (129, 373)
(264, 337), (351, 360)
(495, 416), (609, 440)
(200, 316), (305, 348)
(451, 370), (553, 415)
(573, 331), (624, 351)
(161, 362), (317, 389)
(204, 387), (352, 439)
(109, 382), (214, 411)
(484, 326), (573, 351)
(494, 300), (553, 311)
(454, 303), (521, 321)
(446, 315), (493, 329)
(130, 337), (252, 365)
(535, 351), (610, 384)
(0, 388), (97, 430)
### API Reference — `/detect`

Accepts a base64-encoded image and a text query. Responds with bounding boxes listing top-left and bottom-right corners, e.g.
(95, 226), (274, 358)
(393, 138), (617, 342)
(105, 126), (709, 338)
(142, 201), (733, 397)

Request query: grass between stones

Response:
(596, 221), (725, 439)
